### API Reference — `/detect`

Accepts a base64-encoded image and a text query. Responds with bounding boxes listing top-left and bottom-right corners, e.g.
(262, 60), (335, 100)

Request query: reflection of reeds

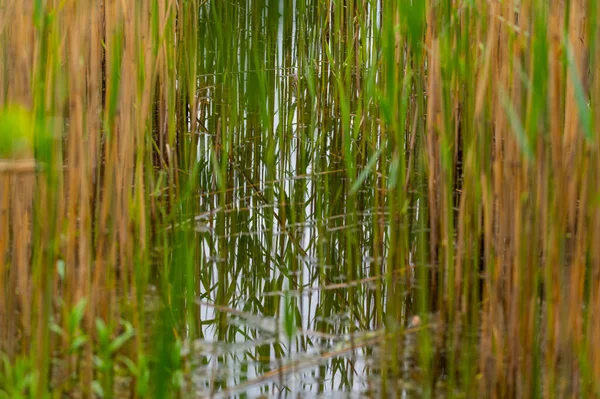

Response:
(0, 0), (598, 397)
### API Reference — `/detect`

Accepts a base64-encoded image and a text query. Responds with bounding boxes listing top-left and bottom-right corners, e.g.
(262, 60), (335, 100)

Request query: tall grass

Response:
(0, 0), (598, 398)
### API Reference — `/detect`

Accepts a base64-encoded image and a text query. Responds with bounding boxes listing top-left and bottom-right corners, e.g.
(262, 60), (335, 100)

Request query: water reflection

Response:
(186, 1), (432, 397)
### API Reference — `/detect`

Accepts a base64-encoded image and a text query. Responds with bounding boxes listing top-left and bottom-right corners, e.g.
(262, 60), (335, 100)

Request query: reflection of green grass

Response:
(0, 105), (34, 159)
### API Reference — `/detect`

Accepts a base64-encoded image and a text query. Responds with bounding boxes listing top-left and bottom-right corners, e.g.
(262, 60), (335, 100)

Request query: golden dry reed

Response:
(0, 0), (191, 396)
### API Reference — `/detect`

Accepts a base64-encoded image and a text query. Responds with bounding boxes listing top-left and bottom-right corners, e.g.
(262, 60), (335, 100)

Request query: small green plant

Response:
(120, 354), (150, 397)
(0, 354), (37, 399)
(50, 298), (89, 355)
(93, 319), (135, 398)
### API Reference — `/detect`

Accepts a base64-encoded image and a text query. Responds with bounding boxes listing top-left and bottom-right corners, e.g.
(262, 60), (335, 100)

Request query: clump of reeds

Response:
(0, 0), (599, 398)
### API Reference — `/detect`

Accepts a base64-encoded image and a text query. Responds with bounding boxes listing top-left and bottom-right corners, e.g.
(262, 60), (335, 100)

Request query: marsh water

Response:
(176, 2), (446, 397)
(180, 169), (434, 398)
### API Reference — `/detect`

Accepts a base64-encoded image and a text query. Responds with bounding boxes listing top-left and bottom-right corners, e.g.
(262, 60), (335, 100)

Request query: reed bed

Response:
(0, 0), (598, 397)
